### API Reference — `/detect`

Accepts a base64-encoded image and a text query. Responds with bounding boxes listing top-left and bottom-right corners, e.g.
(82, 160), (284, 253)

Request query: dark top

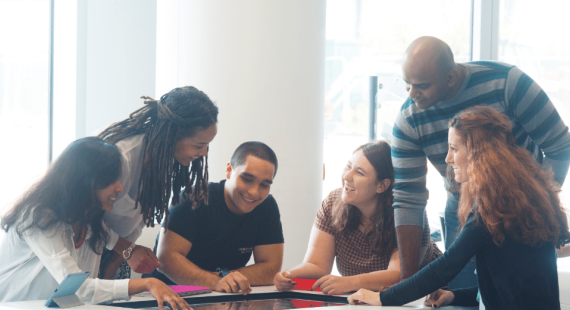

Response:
(149, 180), (284, 284)
(380, 212), (560, 310)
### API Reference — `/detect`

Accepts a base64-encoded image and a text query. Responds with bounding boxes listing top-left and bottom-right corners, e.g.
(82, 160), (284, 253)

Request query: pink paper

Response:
(169, 285), (210, 293)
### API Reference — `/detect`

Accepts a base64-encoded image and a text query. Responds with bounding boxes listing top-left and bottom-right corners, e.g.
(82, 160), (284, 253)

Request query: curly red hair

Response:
(450, 106), (570, 247)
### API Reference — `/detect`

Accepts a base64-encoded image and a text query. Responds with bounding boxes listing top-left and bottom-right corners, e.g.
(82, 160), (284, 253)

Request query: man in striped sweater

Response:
(393, 36), (570, 289)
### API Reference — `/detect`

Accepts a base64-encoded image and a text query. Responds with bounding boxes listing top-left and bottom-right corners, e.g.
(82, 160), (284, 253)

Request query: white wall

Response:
(157, 0), (327, 270)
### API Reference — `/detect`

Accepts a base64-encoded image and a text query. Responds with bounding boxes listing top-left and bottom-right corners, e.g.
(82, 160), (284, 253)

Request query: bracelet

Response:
(123, 243), (136, 260)
(216, 267), (231, 278)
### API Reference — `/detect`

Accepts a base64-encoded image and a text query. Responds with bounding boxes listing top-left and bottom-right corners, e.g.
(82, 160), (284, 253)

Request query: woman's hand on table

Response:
(146, 278), (192, 310)
(347, 288), (381, 306)
(312, 275), (355, 295)
(423, 289), (455, 308)
(273, 271), (296, 291)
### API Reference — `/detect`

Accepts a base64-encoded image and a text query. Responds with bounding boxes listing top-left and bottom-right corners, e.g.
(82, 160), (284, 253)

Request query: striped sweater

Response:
(391, 61), (570, 227)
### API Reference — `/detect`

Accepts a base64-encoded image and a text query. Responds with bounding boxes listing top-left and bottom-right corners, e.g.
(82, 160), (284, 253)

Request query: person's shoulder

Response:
(396, 97), (418, 123)
(208, 180), (224, 195)
(464, 61), (514, 73)
(169, 182), (223, 216)
(464, 209), (485, 230)
(327, 188), (343, 201)
(322, 188), (343, 211)
(204, 180), (226, 208)
(115, 134), (145, 153)
(395, 97), (434, 134)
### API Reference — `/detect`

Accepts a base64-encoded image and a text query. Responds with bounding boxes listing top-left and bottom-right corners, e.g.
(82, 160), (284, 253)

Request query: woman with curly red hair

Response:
(349, 106), (570, 309)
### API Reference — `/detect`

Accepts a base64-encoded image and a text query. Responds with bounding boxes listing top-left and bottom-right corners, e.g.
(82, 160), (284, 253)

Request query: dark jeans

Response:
(444, 198), (478, 290)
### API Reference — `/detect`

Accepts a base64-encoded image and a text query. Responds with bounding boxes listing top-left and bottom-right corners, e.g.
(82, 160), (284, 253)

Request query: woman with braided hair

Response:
(97, 86), (218, 280)
(348, 106), (570, 309)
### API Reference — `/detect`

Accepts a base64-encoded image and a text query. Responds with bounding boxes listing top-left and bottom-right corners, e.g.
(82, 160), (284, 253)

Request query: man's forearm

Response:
(396, 225), (424, 280)
(158, 253), (220, 288)
(237, 261), (282, 286)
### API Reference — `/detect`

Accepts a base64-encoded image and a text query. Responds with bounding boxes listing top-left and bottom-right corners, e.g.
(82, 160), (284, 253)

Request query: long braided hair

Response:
(97, 86), (218, 227)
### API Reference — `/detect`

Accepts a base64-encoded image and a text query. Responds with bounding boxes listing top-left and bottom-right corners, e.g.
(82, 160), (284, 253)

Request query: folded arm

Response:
(156, 228), (220, 288)
(237, 243), (283, 286)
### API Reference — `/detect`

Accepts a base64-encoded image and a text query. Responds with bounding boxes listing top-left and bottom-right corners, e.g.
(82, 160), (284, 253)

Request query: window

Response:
(324, 0), (472, 239)
(499, 0), (570, 207)
(498, 0), (570, 268)
(0, 0), (51, 238)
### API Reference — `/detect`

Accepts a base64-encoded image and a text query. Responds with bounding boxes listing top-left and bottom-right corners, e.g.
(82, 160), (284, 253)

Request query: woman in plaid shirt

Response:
(273, 141), (442, 295)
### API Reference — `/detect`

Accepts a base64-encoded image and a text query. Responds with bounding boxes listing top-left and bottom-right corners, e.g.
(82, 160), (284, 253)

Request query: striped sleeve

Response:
(391, 107), (428, 227)
(505, 66), (570, 185)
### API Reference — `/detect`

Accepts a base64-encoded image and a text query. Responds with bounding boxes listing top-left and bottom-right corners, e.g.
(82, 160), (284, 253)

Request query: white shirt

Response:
(103, 134), (146, 250)
(0, 222), (130, 303)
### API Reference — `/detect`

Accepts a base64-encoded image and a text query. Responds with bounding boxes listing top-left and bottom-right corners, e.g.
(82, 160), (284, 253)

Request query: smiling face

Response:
(96, 179), (123, 211)
(402, 59), (450, 110)
(445, 127), (469, 183)
(174, 123), (218, 166)
(341, 150), (387, 209)
(224, 155), (275, 215)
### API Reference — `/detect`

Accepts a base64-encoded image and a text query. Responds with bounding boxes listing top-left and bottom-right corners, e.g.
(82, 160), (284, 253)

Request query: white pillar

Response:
(53, 0), (157, 155)
(160, 0), (326, 270)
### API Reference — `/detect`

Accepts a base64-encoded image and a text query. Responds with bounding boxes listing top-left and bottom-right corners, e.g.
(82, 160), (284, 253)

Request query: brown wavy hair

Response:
(451, 106), (570, 247)
(331, 140), (397, 257)
(98, 86), (218, 227)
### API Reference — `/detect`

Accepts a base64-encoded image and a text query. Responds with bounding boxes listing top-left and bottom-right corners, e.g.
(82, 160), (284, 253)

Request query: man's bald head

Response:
(401, 36), (465, 110)
(404, 36), (455, 78)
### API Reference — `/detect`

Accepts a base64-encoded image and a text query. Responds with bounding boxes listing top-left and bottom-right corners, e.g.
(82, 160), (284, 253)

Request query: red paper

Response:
(292, 278), (321, 291)
(290, 299), (324, 307)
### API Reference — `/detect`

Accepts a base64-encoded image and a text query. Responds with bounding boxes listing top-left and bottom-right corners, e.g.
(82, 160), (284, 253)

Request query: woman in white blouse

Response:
(0, 137), (189, 310)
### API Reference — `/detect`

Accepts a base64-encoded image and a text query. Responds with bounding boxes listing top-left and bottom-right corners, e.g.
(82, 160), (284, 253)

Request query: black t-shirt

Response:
(151, 180), (284, 284)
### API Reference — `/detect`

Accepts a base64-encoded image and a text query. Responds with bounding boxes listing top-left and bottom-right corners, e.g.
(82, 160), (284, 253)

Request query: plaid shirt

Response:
(315, 188), (441, 276)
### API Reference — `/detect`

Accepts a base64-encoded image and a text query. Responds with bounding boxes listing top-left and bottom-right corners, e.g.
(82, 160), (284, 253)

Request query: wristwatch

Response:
(123, 243), (136, 260)
(216, 268), (231, 277)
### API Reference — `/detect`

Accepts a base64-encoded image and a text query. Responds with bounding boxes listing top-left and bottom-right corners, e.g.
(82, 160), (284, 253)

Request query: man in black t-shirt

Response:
(152, 142), (284, 295)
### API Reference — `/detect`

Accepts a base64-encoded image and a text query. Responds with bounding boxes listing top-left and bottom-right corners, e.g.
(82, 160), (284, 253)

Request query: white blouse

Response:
(0, 222), (130, 303)
(103, 134), (146, 250)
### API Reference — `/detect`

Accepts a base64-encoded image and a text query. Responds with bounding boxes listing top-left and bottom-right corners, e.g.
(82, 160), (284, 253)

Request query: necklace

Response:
(74, 226), (87, 249)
